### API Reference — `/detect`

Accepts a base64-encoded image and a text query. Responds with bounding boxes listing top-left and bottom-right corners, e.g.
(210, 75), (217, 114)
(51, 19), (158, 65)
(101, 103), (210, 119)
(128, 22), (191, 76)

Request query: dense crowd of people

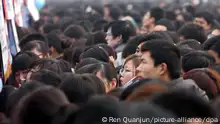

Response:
(0, 1), (220, 124)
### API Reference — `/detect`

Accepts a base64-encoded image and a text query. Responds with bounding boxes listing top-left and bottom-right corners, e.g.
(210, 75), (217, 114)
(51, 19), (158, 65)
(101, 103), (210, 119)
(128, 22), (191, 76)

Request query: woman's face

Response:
(15, 69), (30, 87)
(120, 60), (136, 86)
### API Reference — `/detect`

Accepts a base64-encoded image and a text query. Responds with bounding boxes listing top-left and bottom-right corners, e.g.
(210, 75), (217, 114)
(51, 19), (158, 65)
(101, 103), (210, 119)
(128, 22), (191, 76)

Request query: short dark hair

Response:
(30, 59), (63, 74)
(64, 25), (86, 39)
(80, 46), (109, 63)
(75, 58), (100, 70)
(59, 74), (105, 105)
(150, 7), (165, 23)
(86, 31), (107, 46)
(12, 52), (39, 75)
(71, 96), (122, 124)
(19, 33), (48, 49)
(182, 51), (216, 72)
(63, 47), (85, 67)
(30, 69), (61, 87)
(150, 90), (215, 118)
(12, 86), (70, 124)
(97, 44), (117, 59)
(155, 18), (176, 31)
(46, 30), (64, 54)
(177, 39), (202, 50)
(107, 20), (135, 44)
(92, 19), (108, 32)
(0, 86), (16, 113)
(203, 35), (220, 50)
(196, 11), (214, 25)
(42, 23), (59, 34)
(109, 5), (121, 20)
(76, 62), (118, 86)
(141, 40), (181, 79)
(178, 23), (207, 44)
(6, 81), (44, 117)
(21, 40), (50, 55)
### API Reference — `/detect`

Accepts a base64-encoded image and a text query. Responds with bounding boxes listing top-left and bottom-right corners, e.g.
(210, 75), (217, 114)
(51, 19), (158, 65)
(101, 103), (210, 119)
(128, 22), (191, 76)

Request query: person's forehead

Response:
(195, 17), (207, 22)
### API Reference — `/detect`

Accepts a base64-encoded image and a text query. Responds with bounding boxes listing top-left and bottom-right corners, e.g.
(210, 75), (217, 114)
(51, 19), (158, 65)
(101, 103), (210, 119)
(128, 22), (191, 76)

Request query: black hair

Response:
(109, 5), (121, 20)
(46, 30), (64, 54)
(77, 20), (93, 32)
(86, 31), (107, 46)
(165, 11), (176, 21)
(97, 44), (117, 59)
(57, 17), (75, 32)
(42, 23), (59, 34)
(166, 31), (180, 44)
(59, 74), (105, 105)
(182, 51), (216, 72)
(178, 23), (207, 44)
(56, 60), (72, 72)
(107, 20), (135, 44)
(6, 81), (44, 117)
(30, 59), (63, 74)
(12, 52), (39, 75)
(150, 90), (215, 118)
(183, 12), (194, 22)
(12, 86), (71, 124)
(174, 20), (185, 31)
(21, 40), (50, 55)
(76, 62), (118, 86)
(75, 58), (100, 70)
(150, 7), (165, 23)
(63, 47), (84, 68)
(30, 69), (61, 87)
(141, 40), (181, 80)
(19, 33), (48, 49)
(64, 25), (86, 39)
(155, 18), (176, 31)
(195, 11), (214, 25)
(178, 45), (195, 57)
(92, 19), (108, 32)
(0, 85), (16, 113)
(68, 96), (122, 124)
(80, 46), (109, 63)
(177, 39), (202, 50)
(122, 43), (138, 59)
(203, 35), (220, 50)
(146, 31), (174, 43)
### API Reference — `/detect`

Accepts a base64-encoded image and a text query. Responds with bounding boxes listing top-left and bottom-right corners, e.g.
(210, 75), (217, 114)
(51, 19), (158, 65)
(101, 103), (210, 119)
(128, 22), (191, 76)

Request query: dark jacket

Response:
(169, 78), (209, 101)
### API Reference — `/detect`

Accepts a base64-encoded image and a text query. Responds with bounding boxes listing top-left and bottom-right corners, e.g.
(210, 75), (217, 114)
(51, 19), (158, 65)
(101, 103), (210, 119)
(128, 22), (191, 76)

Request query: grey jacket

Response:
(169, 78), (209, 101)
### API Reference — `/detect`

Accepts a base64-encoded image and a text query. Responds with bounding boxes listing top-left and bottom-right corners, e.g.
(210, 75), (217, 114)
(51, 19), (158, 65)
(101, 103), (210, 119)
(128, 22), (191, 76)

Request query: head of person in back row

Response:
(194, 11), (215, 33)
(142, 7), (165, 33)
(136, 40), (181, 82)
(105, 20), (135, 53)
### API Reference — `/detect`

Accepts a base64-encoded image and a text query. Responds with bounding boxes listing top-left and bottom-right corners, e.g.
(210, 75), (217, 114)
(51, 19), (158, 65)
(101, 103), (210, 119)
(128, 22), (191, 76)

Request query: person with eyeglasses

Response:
(120, 54), (141, 87)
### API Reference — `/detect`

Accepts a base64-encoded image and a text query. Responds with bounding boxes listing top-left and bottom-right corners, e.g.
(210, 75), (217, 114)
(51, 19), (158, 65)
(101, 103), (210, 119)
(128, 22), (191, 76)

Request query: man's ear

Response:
(111, 78), (117, 88)
(158, 63), (168, 76)
(115, 35), (122, 42)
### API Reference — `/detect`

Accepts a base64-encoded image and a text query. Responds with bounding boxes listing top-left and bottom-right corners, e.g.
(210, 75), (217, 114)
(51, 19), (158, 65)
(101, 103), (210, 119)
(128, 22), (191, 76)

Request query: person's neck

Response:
(160, 75), (171, 82)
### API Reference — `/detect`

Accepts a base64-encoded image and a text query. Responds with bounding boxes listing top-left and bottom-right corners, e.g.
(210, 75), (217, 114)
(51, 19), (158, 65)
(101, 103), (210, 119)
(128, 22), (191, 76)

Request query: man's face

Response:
(104, 7), (110, 20)
(106, 28), (120, 47)
(143, 12), (154, 28)
(194, 17), (211, 31)
(136, 51), (161, 79)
